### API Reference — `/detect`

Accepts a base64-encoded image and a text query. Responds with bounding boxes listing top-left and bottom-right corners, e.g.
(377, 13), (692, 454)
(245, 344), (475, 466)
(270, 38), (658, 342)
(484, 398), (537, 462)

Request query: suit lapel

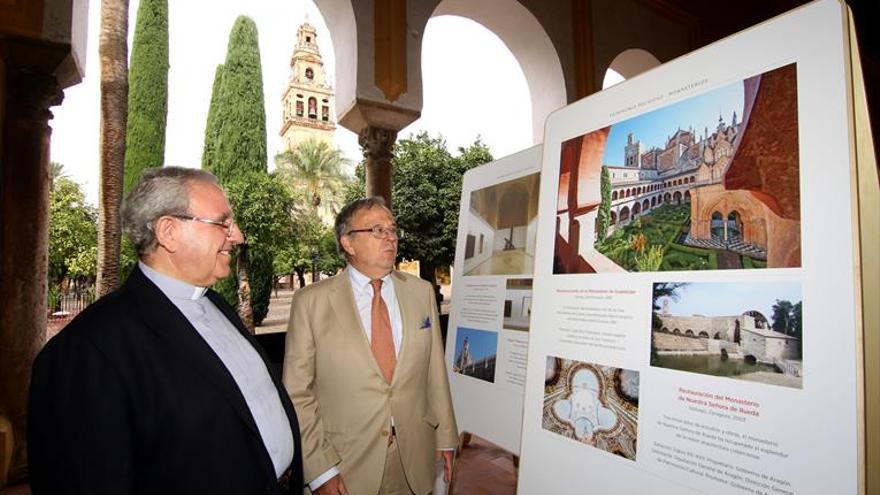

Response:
(125, 268), (264, 441)
(390, 271), (414, 376)
(327, 269), (387, 381)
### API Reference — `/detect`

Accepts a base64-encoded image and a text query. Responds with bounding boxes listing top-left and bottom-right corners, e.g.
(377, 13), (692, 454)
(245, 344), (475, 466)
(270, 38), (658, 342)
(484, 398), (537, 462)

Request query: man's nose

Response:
(228, 223), (245, 244)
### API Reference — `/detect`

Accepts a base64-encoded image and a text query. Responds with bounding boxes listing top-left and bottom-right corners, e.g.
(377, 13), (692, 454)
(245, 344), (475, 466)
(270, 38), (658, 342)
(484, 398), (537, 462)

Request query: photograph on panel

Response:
(543, 356), (639, 460)
(463, 172), (540, 276)
(453, 327), (499, 383)
(553, 63), (801, 274)
(650, 281), (803, 389)
(502, 278), (533, 331)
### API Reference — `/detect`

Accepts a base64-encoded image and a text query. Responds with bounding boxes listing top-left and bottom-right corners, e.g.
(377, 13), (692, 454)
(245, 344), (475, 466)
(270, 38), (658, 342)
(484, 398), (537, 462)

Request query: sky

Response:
(50, 0), (534, 205)
(602, 80), (744, 166)
(454, 327), (498, 361)
(658, 282), (802, 320)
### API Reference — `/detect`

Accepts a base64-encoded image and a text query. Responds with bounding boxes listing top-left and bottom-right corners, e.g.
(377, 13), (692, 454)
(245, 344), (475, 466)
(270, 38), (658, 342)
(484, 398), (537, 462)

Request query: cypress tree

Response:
(212, 16), (267, 182)
(201, 64), (224, 171)
(208, 16), (272, 329)
(597, 165), (612, 239)
(123, 0), (168, 193)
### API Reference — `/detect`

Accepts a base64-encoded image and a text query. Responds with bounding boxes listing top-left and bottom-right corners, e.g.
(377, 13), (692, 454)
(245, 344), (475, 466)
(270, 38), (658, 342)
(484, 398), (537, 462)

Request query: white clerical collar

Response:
(139, 262), (208, 300)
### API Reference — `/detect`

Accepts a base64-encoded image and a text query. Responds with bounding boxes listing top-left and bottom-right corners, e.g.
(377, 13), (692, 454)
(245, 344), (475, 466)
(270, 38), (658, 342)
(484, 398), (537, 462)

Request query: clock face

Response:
(305, 68), (314, 80)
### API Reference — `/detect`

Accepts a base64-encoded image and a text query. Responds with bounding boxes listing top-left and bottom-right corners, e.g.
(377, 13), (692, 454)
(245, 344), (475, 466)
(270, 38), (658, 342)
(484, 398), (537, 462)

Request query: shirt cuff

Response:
(308, 466), (340, 491)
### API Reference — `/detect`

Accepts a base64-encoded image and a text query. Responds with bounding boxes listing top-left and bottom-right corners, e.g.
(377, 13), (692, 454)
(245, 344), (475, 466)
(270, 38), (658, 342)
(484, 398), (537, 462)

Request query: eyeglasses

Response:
(346, 225), (401, 240)
(172, 214), (236, 237)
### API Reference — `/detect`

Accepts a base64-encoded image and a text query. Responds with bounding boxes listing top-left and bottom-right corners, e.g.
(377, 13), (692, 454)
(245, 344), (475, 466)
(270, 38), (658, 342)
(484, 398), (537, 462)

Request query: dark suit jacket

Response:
(28, 266), (303, 494)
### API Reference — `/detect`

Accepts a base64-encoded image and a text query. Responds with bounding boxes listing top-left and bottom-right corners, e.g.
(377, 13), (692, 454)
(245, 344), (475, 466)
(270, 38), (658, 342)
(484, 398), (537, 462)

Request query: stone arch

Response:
(685, 329), (694, 337)
(632, 202), (641, 217)
(619, 206), (631, 223)
(651, 196), (656, 207)
(699, 331), (709, 338)
(711, 211), (724, 241)
(684, 190), (691, 202)
(713, 332), (721, 339)
(664, 192), (671, 203)
(605, 48), (661, 83)
(642, 199), (650, 211)
(672, 328), (681, 335)
(432, 0), (567, 144)
(660, 326), (669, 333)
(673, 191), (682, 205)
(727, 210), (743, 240)
(612, 190), (618, 200)
(610, 210), (617, 225)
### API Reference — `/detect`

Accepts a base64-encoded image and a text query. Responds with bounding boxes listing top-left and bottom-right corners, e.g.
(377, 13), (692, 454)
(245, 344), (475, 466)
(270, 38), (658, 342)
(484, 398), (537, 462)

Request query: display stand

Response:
(444, 145), (543, 456)
(516, 1), (876, 493)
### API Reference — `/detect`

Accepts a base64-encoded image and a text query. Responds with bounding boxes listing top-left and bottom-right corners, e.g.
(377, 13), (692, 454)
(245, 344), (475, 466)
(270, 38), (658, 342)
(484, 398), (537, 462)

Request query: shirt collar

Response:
(347, 265), (392, 292)
(139, 262), (208, 300)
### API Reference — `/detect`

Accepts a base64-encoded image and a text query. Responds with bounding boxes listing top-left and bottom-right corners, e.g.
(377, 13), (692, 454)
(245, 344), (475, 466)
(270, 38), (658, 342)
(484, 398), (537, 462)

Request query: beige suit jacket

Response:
(283, 268), (458, 495)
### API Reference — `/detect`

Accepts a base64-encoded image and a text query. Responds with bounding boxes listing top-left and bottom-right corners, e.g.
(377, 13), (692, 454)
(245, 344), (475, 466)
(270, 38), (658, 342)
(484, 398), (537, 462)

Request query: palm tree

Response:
(96, 0), (129, 296)
(274, 138), (350, 217)
(49, 161), (68, 190)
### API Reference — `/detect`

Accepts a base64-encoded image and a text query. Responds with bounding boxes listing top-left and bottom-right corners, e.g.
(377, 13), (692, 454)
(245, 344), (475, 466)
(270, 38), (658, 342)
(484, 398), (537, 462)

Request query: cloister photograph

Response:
(553, 63), (802, 274)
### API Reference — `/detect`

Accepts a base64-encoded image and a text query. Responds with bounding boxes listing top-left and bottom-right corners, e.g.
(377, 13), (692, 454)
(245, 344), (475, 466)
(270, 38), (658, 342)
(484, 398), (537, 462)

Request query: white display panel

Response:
(446, 145), (542, 453)
(519, 1), (861, 493)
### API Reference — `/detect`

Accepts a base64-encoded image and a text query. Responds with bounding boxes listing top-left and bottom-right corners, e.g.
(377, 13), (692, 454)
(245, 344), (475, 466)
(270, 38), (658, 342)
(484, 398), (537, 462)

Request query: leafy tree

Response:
(201, 64), (224, 170)
(223, 172), (295, 325)
(345, 133), (492, 295)
(274, 138), (351, 216)
(123, 0), (168, 194)
(771, 299), (794, 334)
(597, 165), (611, 239)
(49, 178), (98, 290)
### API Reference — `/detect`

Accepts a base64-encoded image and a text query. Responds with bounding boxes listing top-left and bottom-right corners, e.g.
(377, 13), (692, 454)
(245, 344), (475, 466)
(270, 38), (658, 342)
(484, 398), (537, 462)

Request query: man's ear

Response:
(153, 216), (180, 252)
(339, 233), (355, 257)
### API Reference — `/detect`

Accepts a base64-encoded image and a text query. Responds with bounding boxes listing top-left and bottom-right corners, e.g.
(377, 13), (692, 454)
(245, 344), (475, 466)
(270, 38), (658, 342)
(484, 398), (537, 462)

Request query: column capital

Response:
(358, 125), (397, 163)
(6, 69), (63, 123)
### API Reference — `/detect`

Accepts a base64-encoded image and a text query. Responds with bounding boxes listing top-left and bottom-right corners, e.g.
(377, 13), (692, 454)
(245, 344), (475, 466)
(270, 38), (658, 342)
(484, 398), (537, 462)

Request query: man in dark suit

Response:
(28, 167), (303, 494)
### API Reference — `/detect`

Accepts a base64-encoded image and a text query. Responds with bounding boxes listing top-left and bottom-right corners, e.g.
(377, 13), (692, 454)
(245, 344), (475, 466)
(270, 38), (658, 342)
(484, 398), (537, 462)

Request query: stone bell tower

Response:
(280, 21), (336, 150)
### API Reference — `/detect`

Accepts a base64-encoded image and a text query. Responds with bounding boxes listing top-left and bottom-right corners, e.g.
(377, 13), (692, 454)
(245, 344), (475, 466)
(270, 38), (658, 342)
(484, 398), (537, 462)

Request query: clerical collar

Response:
(139, 262), (208, 300)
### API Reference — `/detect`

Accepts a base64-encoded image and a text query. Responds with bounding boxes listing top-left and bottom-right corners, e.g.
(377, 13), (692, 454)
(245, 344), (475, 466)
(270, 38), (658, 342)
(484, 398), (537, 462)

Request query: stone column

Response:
(0, 68), (62, 483)
(358, 125), (397, 208)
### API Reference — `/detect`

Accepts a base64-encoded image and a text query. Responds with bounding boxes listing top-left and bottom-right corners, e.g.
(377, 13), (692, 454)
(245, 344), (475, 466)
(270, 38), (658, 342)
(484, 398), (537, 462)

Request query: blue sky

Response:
(454, 327), (499, 361)
(603, 80), (744, 166)
(657, 282), (801, 319)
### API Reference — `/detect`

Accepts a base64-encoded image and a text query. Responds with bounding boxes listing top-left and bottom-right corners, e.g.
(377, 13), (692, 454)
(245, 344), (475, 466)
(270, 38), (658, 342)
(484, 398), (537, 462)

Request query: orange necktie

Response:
(370, 279), (396, 383)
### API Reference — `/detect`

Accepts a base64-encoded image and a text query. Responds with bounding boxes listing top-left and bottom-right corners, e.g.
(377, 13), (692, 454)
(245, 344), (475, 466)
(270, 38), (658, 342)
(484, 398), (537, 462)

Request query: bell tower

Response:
(280, 21), (336, 149)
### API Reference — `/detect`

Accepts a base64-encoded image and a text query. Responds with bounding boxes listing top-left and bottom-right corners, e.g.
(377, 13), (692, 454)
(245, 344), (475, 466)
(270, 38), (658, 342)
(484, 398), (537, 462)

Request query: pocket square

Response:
(419, 316), (432, 329)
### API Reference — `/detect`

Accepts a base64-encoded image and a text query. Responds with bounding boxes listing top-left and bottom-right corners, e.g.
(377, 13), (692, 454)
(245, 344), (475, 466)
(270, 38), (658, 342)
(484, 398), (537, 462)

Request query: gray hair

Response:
(334, 196), (390, 257)
(121, 166), (219, 256)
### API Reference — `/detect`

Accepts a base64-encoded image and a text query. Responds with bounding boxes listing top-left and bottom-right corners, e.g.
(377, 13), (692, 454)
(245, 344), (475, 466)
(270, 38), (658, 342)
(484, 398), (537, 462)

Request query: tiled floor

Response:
(449, 433), (518, 495)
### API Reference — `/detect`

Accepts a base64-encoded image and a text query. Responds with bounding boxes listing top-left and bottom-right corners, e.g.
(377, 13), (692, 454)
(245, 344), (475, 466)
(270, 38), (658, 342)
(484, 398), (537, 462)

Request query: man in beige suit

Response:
(283, 197), (458, 495)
